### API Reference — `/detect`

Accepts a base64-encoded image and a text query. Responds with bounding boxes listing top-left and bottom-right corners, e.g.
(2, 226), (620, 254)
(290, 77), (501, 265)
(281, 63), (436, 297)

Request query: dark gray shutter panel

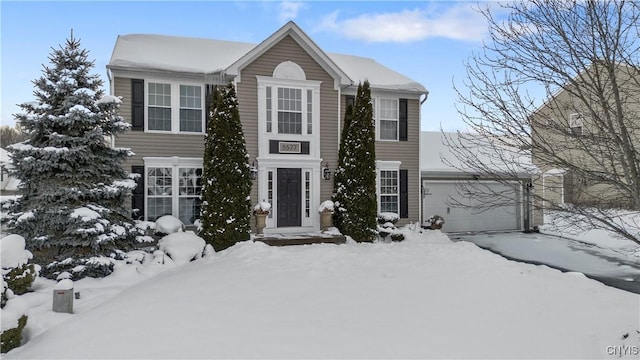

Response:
(399, 99), (408, 141)
(131, 165), (145, 220)
(205, 84), (214, 131)
(400, 169), (408, 218)
(131, 79), (144, 131)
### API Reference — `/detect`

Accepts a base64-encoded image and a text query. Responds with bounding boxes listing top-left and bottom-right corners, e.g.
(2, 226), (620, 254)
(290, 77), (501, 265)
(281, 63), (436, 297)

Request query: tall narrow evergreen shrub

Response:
(4, 34), (138, 268)
(200, 83), (252, 251)
(333, 81), (378, 241)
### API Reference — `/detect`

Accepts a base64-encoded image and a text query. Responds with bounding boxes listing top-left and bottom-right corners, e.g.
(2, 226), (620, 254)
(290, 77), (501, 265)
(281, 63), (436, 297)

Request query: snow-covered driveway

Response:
(453, 232), (640, 294)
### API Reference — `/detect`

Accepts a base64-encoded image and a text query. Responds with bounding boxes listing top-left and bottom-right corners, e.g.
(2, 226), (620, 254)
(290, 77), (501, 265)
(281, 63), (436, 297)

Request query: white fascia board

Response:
(342, 85), (425, 100)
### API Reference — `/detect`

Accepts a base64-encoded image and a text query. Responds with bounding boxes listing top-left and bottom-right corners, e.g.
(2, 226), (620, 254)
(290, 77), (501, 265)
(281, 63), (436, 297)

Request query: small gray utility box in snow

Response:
(52, 279), (74, 314)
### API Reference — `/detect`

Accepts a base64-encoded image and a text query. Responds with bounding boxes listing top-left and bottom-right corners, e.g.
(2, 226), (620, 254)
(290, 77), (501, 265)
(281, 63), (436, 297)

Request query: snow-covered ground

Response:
(3, 228), (639, 359)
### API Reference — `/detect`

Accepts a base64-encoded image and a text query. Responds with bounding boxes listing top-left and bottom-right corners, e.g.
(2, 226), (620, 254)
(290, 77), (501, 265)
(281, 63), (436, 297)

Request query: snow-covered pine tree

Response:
(4, 34), (138, 273)
(200, 82), (252, 251)
(334, 81), (378, 242)
(331, 102), (354, 231)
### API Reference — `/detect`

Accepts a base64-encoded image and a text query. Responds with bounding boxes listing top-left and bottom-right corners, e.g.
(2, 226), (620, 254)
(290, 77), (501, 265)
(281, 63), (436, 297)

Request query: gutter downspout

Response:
(107, 67), (116, 149)
(418, 90), (429, 224)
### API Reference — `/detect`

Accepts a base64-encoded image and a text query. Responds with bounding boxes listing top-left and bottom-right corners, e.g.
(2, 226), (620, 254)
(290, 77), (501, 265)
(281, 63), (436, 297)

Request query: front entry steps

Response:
(253, 233), (346, 246)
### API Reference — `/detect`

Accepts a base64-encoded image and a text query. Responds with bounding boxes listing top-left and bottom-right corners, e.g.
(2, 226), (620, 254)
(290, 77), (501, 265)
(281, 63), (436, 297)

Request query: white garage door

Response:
(422, 181), (521, 233)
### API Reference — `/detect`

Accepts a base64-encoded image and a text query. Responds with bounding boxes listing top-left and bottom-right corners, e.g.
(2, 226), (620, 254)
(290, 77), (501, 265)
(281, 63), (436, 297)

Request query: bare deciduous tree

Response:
(451, 0), (640, 244)
(0, 125), (27, 149)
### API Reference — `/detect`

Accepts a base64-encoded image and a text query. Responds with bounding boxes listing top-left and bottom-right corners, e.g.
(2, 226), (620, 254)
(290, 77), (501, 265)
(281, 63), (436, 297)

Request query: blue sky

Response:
(1, 1), (497, 131)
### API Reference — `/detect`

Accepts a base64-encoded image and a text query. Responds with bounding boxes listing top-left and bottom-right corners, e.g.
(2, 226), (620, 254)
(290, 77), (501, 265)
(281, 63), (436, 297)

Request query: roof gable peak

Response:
(226, 21), (352, 89)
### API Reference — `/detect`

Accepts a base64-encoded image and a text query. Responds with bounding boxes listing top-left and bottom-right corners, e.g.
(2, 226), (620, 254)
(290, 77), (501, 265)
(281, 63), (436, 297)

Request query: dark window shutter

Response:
(131, 79), (144, 131)
(205, 85), (214, 130)
(399, 99), (408, 141)
(400, 169), (408, 218)
(131, 165), (145, 220)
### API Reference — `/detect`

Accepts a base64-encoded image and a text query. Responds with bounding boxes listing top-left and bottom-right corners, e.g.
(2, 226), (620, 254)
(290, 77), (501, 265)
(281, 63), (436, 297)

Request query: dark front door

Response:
(277, 168), (302, 227)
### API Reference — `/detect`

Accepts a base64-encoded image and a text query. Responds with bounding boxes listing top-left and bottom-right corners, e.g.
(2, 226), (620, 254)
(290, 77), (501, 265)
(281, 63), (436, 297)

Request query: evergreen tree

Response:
(332, 102), (354, 231)
(200, 82), (252, 251)
(4, 33), (138, 268)
(333, 81), (378, 242)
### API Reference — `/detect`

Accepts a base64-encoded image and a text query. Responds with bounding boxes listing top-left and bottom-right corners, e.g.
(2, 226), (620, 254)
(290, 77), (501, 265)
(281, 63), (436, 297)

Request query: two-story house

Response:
(106, 21), (427, 233)
(531, 62), (640, 213)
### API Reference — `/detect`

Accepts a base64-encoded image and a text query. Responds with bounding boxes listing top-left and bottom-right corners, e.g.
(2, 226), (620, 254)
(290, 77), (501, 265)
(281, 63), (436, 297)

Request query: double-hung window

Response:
(145, 81), (204, 133)
(148, 83), (172, 131)
(277, 87), (303, 134)
(371, 97), (399, 141)
(379, 99), (399, 140)
(180, 85), (202, 132)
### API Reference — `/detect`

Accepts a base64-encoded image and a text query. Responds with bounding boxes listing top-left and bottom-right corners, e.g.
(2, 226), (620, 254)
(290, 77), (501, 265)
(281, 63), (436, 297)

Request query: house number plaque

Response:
(279, 141), (301, 153)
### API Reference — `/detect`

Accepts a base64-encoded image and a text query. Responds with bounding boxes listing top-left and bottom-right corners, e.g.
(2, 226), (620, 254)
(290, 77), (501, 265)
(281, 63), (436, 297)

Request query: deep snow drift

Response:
(4, 229), (639, 359)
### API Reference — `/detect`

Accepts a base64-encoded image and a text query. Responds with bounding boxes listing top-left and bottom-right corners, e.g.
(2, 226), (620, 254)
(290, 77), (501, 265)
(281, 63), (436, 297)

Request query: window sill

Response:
(144, 130), (205, 136)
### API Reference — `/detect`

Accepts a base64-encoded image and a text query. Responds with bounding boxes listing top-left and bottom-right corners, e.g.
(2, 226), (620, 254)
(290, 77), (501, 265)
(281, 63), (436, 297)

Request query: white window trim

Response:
(143, 157), (203, 223)
(257, 76), (322, 158)
(376, 160), (401, 215)
(371, 96), (400, 142)
(144, 80), (205, 135)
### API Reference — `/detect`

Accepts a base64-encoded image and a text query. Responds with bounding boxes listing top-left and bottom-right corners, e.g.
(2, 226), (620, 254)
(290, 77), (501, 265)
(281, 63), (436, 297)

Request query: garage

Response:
(422, 180), (522, 233)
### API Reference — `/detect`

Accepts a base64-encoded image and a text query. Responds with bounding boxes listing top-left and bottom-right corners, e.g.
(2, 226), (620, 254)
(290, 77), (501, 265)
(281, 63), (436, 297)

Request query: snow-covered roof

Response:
(329, 53), (426, 93)
(109, 34), (255, 75)
(421, 131), (537, 177)
(108, 30), (426, 93)
(0, 148), (12, 167)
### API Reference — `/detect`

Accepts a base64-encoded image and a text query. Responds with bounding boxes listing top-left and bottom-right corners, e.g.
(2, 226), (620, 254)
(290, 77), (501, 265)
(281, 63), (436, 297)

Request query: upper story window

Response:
(257, 62), (320, 139)
(277, 87), (303, 134)
(379, 99), (399, 140)
(180, 85), (203, 132)
(148, 83), (172, 131)
(367, 96), (404, 141)
(569, 113), (583, 137)
(141, 80), (204, 134)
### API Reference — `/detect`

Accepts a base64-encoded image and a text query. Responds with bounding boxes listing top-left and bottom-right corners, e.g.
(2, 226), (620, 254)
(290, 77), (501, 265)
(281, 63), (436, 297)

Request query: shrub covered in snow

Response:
(0, 294), (28, 354)
(425, 215), (445, 229)
(42, 256), (114, 280)
(377, 212), (399, 225)
(154, 215), (184, 235)
(1, 235), (33, 354)
(1, 234), (39, 295)
(157, 232), (206, 265)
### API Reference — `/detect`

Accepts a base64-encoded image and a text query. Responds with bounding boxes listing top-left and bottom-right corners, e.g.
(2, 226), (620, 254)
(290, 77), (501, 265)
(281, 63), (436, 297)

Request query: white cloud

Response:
(279, 1), (304, 22)
(315, 4), (489, 43)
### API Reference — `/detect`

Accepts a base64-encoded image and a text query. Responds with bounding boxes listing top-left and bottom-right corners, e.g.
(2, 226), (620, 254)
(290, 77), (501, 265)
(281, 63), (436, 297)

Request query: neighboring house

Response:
(530, 63), (640, 211)
(420, 131), (537, 232)
(106, 21), (427, 233)
(0, 147), (19, 195)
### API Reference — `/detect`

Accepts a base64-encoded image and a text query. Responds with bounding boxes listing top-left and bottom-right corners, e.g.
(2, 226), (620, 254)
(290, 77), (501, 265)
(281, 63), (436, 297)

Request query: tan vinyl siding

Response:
(113, 76), (205, 167)
(340, 95), (421, 225)
(237, 35), (339, 208)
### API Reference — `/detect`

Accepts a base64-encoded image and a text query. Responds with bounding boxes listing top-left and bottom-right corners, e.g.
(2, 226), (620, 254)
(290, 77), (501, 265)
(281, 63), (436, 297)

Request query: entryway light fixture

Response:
(322, 163), (331, 180)
(250, 161), (258, 180)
